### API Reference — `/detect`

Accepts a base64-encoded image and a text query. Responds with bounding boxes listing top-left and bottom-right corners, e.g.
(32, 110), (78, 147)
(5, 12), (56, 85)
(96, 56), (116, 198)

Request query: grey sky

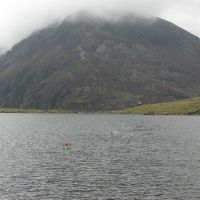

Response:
(0, 0), (199, 51)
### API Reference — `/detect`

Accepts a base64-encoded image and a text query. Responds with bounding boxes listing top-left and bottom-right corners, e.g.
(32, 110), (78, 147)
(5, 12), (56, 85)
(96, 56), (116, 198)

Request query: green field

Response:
(118, 97), (200, 115)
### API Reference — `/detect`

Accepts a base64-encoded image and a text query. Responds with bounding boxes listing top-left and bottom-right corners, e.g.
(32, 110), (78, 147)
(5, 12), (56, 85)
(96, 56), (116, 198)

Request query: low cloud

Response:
(0, 0), (199, 51)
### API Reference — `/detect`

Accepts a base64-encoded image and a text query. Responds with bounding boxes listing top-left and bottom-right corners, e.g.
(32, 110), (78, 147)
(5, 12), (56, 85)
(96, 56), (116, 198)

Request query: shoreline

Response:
(1, 96), (200, 115)
(0, 108), (78, 113)
(0, 108), (199, 115)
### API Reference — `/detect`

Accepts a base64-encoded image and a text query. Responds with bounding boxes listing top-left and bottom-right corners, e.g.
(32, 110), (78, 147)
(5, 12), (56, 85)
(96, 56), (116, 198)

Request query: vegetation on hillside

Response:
(118, 97), (200, 115)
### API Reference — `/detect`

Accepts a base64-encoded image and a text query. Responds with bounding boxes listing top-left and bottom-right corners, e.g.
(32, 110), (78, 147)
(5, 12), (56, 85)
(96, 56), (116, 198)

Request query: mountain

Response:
(0, 12), (200, 111)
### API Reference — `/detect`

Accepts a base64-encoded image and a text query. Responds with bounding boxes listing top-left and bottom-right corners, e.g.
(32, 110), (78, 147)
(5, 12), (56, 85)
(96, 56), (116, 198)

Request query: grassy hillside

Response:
(118, 97), (200, 115)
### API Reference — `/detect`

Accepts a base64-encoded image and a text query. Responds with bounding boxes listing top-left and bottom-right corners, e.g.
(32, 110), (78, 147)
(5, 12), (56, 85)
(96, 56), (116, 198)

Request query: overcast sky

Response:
(0, 0), (199, 51)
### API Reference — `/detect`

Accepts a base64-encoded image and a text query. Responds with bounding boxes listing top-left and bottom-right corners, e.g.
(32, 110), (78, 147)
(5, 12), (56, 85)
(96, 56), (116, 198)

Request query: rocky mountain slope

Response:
(0, 12), (200, 111)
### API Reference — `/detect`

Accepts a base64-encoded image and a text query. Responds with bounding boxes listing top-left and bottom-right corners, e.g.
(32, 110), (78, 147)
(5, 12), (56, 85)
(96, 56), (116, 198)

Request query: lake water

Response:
(0, 114), (200, 199)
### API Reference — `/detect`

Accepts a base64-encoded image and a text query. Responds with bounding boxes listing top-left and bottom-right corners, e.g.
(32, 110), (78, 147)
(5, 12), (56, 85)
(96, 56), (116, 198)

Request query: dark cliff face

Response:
(0, 13), (200, 111)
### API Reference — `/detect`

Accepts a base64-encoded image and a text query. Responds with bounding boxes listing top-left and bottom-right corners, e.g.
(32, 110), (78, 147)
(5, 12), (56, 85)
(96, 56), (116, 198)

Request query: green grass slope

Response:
(118, 97), (200, 115)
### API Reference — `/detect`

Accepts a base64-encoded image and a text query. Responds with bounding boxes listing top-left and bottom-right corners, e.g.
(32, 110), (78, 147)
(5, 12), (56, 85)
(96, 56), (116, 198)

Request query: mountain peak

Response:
(0, 14), (199, 111)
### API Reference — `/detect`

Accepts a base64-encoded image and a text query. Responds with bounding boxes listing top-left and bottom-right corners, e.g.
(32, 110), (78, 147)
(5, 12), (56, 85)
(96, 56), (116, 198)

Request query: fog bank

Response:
(0, 0), (199, 52)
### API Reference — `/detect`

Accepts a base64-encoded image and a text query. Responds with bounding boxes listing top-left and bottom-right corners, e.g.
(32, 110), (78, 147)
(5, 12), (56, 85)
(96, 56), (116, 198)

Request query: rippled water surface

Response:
(1, 114), (200, 199)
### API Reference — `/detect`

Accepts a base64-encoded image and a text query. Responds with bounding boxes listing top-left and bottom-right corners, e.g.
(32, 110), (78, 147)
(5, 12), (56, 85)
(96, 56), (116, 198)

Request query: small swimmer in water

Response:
(64, 142), (72, 150)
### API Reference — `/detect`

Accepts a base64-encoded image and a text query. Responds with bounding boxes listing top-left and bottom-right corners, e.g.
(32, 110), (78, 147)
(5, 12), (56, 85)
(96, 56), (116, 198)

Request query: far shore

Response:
(0, 107), (200, 116)
(0, 108), (78, 113)
(1, 97), (200, 115)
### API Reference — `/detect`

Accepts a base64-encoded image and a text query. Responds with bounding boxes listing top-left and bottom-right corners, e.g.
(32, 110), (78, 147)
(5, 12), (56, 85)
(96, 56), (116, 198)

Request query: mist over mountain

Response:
(0, 12), (200, 111)
(0, 48), (3, 56)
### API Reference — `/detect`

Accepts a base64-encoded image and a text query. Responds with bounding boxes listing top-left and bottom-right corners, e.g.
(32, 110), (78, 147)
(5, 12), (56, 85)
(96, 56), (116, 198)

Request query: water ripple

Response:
(0, 114), (200, 199)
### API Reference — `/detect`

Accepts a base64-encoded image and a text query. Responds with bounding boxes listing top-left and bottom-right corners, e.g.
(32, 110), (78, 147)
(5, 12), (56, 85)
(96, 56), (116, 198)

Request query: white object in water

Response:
(111, 131), (118, 134)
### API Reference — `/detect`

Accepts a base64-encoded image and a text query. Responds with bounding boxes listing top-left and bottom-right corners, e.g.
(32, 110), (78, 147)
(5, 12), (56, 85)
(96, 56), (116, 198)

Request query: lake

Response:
(0, 114), (200, 199)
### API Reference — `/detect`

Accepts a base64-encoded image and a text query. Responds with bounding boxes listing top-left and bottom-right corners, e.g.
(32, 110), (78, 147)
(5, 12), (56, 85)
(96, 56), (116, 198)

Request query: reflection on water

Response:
(0, 114), (200, 199)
